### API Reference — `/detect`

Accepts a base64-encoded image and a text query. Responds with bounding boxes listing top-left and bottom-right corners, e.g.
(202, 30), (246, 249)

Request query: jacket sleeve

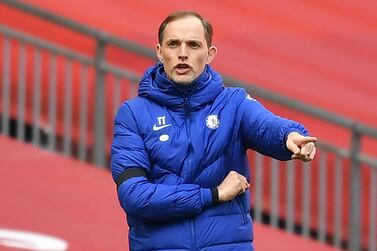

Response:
(239, 95), (308, 160)
(111, 103), (213, 223)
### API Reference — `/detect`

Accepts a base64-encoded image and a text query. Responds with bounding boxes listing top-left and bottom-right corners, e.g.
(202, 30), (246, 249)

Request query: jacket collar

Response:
(138, 63), (224, 113)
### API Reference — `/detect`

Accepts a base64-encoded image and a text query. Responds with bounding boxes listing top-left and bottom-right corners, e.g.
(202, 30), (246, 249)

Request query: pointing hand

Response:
(286, 132), (317, 162)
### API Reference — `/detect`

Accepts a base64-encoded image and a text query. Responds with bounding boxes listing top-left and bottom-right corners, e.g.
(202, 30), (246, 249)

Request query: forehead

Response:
(162, 16), (206, 42)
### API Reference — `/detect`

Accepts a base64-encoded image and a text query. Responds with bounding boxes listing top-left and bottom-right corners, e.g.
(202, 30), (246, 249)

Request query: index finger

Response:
(299, 136), (318, 145)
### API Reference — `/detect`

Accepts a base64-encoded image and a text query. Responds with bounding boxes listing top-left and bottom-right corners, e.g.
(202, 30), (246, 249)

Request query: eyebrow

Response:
(165, 39), (203, 45)
(165, 39), (180, 44)
(186, 40), (203, 45)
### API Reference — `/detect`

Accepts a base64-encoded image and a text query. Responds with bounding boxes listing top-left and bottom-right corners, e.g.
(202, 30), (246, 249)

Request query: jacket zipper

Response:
(184, 97), (197, 250)
(184, 97), (193, 154)
(184, 97), (195, 183)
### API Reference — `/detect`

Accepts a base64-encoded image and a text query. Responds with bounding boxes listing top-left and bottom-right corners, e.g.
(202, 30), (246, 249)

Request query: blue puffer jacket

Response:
(111, 63), (307, 251)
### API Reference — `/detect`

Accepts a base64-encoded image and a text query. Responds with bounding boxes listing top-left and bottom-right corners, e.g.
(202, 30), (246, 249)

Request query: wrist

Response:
(211, 187), (220, 205)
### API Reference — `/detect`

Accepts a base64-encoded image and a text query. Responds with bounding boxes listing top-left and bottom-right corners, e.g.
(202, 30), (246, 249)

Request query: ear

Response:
(206, 46), (217, 64)
(156, 43), (163, 62)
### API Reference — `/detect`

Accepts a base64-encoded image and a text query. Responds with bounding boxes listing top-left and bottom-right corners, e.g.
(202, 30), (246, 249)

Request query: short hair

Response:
(158, 11), (213, 47)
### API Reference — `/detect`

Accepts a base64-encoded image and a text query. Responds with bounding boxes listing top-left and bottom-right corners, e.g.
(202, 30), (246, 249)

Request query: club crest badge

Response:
(206, 115), (220, 129)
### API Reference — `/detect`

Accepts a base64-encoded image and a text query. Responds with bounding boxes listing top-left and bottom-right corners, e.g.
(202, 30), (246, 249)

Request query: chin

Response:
(173, 76), (195, 85)
(175, 80), (192, 85)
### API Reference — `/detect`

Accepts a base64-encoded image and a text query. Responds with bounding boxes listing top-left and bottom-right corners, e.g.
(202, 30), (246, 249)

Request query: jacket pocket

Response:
(235, 197), (247, 224)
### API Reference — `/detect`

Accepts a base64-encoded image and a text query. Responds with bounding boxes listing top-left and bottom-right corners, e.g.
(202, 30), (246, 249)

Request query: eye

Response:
(188, 42), (200, 48)
(168, 41), (179, 48)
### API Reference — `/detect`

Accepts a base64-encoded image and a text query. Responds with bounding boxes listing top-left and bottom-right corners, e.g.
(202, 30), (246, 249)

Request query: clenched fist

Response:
(217, 171), (250, 202)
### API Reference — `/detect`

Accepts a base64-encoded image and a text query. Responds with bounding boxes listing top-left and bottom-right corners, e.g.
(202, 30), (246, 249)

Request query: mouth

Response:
(174, 63), (191, 74)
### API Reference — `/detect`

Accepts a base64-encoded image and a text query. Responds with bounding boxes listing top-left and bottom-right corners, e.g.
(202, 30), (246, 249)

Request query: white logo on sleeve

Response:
(153, 116), (172, 131)
(246, 94), (257, 102)
(206, 115), (220, 129)
(0, 228), (68, 251)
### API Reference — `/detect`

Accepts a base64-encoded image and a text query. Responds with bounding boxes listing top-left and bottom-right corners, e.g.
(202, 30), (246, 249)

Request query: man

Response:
(111, 11), (316, 250)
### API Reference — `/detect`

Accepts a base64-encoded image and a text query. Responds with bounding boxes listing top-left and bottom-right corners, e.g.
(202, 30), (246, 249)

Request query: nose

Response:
(178, 44), (188, 60)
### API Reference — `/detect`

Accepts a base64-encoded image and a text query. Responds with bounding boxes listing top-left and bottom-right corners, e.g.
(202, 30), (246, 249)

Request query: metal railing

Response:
(0, 0), (376, 250)
(0, 24), (140, 162)
(0, 0), (152, 167)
